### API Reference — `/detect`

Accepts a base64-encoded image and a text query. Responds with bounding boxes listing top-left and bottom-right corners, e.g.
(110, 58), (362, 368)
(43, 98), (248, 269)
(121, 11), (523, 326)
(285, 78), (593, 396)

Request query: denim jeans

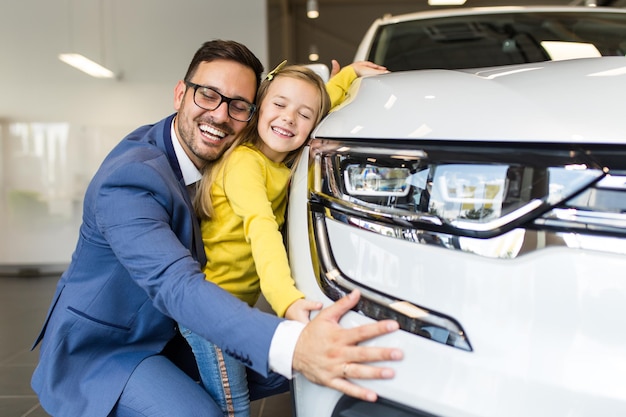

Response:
(180, 326), (250, 417)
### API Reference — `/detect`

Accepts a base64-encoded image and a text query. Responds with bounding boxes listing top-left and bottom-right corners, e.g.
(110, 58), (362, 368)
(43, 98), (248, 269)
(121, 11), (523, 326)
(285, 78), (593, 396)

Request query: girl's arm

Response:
(223, 147), (313, 318)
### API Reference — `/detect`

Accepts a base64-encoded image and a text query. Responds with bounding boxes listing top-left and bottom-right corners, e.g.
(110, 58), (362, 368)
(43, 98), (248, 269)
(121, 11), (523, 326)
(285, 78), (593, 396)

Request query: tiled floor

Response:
(0, 272), (292, 417)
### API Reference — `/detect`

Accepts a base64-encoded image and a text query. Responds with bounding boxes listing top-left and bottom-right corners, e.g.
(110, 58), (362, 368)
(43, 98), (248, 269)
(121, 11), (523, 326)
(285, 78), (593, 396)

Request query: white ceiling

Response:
(0, 0), (268, 126)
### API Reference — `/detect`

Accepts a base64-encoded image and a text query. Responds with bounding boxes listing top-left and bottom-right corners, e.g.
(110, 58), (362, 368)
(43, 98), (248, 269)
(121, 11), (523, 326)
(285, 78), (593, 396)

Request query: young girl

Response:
(180, 63), (331, 417)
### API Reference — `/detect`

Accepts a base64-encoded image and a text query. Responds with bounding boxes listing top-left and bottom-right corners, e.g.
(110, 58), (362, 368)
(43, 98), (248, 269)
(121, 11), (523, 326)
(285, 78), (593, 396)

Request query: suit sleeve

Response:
(95, 154), (281, 375)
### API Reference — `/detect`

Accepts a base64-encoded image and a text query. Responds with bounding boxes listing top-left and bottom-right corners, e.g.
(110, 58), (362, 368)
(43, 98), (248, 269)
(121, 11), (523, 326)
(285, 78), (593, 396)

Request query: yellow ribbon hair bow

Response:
(266, 60), (287, 81)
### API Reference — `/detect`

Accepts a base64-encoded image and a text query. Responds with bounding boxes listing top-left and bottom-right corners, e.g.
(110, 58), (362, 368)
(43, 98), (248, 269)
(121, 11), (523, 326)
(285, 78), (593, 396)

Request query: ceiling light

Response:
(307, 0), (319, 19)
(58, 53), (116, 79)
(308, 45), (319, 62)
(59, 0), (117, 79)
(428, 0), (467, 5)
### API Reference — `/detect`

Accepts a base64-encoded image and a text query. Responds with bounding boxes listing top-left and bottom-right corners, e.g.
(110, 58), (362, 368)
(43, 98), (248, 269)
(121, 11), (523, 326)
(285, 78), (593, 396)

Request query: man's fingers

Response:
(315, 289), (361, 322)
(316, 290), (401, 349)
(361, 318), (400, 340)
(330, 357), (399, 402)
(331, 361), (397, 402)
(343, 317), (400, 347)
(340, 343), (403, 371)
(341, 362), (395, 380)
(330, 378), (379, 402)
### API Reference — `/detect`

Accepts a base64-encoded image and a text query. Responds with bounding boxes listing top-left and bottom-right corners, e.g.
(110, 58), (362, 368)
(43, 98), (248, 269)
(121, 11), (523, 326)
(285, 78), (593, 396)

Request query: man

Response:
(31, 40), (402, 417)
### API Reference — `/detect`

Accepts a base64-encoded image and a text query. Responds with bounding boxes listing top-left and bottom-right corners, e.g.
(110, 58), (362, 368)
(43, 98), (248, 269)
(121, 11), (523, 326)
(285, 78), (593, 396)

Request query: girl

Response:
(180, 62), (331, 417)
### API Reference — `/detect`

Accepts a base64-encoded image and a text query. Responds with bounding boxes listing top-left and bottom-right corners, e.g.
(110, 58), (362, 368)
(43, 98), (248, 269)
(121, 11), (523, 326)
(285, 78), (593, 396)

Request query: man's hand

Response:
(292, 290), (403, 402)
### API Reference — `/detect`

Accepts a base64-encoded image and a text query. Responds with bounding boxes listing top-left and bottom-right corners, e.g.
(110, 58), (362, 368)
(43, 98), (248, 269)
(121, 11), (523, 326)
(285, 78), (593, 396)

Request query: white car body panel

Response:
(316, 57), (626, 143)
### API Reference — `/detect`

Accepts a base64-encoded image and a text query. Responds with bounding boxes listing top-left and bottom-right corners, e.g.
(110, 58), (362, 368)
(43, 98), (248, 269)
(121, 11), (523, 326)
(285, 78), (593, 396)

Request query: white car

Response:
(287, 6), (626, 417)
(354, 6), (626, 71)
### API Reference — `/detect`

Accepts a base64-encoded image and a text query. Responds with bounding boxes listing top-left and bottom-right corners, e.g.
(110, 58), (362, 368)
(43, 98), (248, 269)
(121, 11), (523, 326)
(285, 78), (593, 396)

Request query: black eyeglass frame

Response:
(184, 80), (257, 122)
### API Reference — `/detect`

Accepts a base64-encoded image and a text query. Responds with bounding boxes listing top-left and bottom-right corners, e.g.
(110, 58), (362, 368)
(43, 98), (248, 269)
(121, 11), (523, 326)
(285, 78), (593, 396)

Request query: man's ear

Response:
(173, 80), (186, 111)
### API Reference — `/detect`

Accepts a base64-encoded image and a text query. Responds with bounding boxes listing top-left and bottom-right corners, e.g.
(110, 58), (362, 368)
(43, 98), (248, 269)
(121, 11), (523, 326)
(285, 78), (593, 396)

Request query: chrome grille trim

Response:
(309, 209), (473, 351)
(319, 201), (626, 258)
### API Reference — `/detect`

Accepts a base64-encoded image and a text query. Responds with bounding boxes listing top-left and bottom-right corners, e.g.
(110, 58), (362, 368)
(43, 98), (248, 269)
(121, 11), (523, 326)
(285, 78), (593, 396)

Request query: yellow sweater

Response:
(326, 66), (358, 109)
(201, 143), (304, 317)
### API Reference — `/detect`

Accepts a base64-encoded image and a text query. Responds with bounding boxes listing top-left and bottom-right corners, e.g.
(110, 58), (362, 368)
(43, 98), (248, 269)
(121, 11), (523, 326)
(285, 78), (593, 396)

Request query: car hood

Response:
(314, 57), (626, 144)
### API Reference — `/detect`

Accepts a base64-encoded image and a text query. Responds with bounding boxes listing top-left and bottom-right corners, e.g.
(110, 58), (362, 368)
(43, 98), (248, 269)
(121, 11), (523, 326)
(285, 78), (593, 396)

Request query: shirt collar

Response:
(171, 118), (202, 186)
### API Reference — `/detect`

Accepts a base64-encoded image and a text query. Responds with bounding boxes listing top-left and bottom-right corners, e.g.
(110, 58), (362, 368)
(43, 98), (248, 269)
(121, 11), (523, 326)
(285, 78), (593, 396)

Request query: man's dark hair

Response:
(184, 40), (265, 89)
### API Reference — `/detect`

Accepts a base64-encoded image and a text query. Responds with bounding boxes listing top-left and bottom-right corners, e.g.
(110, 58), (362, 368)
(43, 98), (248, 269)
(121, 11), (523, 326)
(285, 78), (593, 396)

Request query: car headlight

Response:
(305, 139), (626, 351)
(344, 165), (412, 197)
(312, 140), (606, 238)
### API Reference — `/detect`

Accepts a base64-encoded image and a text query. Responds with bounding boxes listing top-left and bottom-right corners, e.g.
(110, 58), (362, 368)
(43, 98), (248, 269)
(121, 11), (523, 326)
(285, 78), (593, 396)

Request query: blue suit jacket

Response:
(31, 114), (282, 417)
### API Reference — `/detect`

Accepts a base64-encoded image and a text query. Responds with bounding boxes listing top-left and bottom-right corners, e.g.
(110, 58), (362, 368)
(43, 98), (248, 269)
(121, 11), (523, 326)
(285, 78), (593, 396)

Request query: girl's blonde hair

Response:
(194, 63), (331, 220)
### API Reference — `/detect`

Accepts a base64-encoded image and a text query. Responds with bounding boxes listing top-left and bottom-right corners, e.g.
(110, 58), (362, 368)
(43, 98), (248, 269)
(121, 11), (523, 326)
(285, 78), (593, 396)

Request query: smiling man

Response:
(174, 58), (257, 167)
(30, 39), (402, 417)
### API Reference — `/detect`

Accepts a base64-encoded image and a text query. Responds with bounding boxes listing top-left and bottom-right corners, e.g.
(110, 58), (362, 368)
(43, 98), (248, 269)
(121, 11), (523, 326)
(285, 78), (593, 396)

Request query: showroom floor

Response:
(0, 273), (293, 417)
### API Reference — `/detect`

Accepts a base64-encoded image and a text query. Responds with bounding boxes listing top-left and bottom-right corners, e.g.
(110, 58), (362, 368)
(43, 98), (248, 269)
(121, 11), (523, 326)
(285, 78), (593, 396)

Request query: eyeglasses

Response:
(184, 81), (256, 122)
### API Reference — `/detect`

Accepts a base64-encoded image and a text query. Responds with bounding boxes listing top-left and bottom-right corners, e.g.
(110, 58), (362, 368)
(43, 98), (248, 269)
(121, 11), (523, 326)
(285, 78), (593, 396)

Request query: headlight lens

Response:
(312, 140), (606, 237)
(344, 165), (411, 197)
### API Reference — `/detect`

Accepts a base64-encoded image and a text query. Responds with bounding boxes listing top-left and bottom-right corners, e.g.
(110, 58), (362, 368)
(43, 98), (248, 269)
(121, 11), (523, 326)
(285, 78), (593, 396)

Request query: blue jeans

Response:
(180, 326), (250, 417)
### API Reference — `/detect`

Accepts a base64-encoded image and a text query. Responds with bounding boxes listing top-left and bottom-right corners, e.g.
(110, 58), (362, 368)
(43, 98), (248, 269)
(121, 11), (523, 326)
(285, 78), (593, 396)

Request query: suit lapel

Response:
(162, 119), (207, 267)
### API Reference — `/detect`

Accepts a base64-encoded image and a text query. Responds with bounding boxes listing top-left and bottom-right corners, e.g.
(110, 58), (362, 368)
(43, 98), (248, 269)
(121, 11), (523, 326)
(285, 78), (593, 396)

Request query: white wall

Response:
(0, 0), (268, 270)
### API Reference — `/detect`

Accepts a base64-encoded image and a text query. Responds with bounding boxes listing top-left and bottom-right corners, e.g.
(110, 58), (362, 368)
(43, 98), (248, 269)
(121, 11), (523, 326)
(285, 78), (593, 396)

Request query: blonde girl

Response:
(180, 63), (331, 417)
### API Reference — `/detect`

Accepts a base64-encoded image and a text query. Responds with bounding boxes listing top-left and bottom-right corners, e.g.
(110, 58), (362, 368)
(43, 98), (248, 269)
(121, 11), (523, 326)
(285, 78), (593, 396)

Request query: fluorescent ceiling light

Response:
(58, 53), (116, 79)
(428, 0), (467, 5)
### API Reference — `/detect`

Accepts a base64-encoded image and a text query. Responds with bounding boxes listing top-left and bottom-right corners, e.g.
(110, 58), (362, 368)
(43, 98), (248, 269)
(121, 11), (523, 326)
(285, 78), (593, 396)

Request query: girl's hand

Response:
(349, 61), (389, 77)
(330, 59), (389, 78)
(285, 298), (323, 323)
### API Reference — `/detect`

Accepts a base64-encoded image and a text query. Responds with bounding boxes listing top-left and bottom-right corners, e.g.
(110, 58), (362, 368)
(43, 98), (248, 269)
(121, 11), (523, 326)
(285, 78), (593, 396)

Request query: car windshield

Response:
(368, 10), (626, 71)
